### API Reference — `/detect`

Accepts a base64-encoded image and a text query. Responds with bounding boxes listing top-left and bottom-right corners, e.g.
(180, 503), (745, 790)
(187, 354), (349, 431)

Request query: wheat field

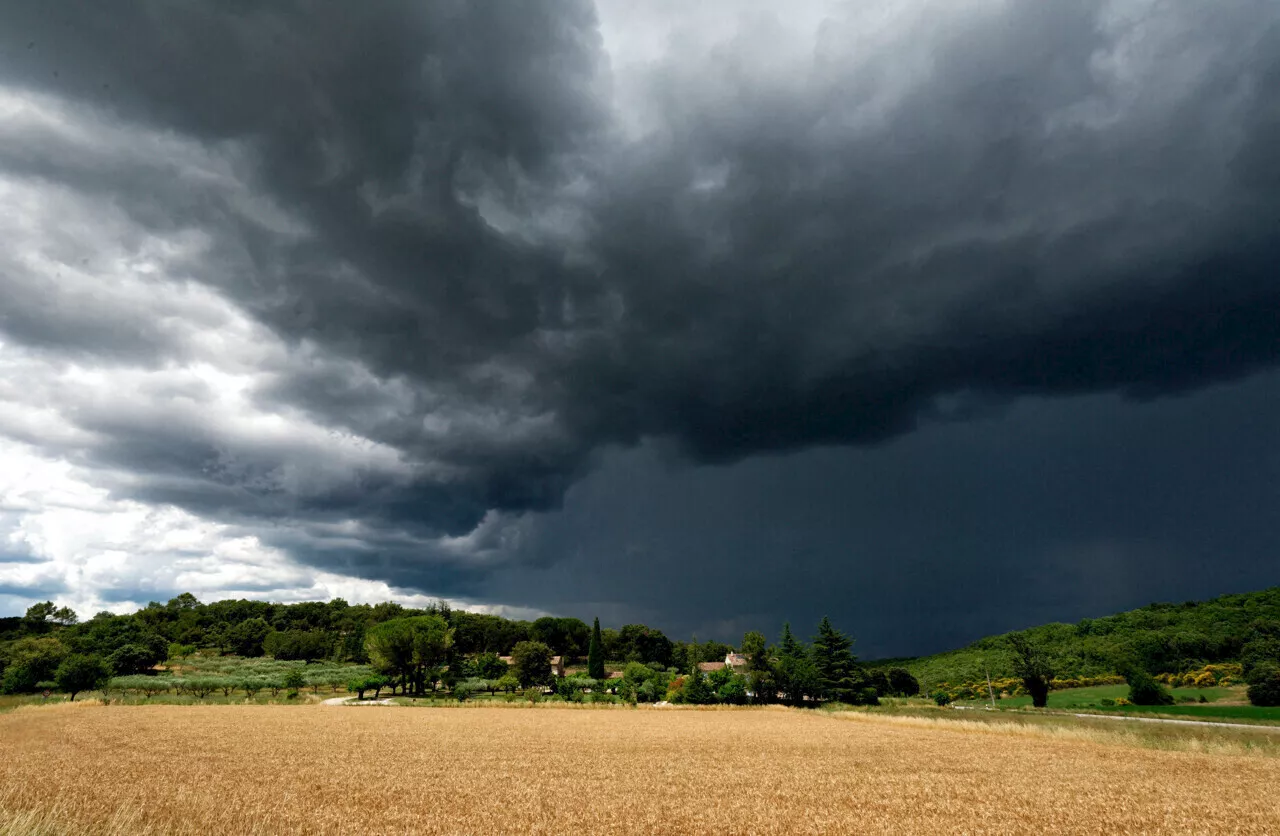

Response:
(2, 704), (1278, 835)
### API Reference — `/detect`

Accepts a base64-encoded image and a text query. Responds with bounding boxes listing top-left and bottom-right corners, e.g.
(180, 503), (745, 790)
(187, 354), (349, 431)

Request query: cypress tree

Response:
(588, 617), (605, 680)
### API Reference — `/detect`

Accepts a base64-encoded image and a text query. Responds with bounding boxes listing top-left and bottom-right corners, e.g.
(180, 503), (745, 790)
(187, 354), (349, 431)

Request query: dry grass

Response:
(2, 705), (1278, 834)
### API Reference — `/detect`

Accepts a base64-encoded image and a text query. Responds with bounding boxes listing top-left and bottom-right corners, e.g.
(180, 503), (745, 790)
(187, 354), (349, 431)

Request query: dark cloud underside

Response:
(0, 1), (1278, 641)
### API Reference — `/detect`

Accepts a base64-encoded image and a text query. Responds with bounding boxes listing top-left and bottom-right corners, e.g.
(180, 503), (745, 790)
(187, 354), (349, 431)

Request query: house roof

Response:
(725, 653), (748, 667)
(698, 661), (726, 672)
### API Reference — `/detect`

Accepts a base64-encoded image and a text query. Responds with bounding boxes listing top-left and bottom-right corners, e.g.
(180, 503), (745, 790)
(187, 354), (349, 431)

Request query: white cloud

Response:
(0, 433), (545, 620)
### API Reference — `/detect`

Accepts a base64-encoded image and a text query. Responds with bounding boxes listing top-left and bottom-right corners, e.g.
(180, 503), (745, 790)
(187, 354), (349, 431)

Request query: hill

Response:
(879, 586), (1280, 689)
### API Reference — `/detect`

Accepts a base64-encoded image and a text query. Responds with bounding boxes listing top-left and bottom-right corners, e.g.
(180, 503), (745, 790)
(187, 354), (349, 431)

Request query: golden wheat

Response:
(2, 704), (1277, 834)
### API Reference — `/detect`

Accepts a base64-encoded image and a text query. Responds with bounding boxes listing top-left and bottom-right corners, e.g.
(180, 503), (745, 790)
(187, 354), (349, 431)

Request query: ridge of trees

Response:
(4, 585), (1280, 707)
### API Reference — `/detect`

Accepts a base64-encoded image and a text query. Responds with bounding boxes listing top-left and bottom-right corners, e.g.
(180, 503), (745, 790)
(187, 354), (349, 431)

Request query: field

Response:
(957, 684), (1280, 723)
(2, 705), (1279, 835)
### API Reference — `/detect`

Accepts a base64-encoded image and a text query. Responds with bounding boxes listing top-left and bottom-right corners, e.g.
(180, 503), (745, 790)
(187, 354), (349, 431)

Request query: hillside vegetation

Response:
(887, 587), (1280, 688)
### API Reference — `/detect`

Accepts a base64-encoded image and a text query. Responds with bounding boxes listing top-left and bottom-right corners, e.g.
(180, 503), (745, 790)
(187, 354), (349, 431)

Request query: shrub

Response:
(283, 667), (306, 697)
(932, 690), (952, 706)
(1246, 664), (1280, 707)
(524, 687), (543, 705)
(1124, 667), (1173, 706)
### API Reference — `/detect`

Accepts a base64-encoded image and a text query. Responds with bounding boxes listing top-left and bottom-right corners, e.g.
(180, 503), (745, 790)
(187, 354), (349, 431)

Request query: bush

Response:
(1124, 667), (1174, 706)
(932, 690), (952, 706)
(283, 668), (306, 697)
(524, 687), (543, 705)
(1246, 664), (1280, 707)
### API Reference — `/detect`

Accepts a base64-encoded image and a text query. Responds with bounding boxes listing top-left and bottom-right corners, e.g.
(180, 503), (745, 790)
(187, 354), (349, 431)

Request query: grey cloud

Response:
(0, 0), (1278, 603)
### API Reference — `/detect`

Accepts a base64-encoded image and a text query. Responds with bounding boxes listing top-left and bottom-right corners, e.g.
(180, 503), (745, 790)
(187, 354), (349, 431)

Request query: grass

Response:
(2, 703), (1279, 834)
(957, 684), (1280, 724)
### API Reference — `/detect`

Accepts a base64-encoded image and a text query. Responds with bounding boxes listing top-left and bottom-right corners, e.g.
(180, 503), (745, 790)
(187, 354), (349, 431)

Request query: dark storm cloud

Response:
(492, 370), (1280, 655)
(1, 0), (1279, 597)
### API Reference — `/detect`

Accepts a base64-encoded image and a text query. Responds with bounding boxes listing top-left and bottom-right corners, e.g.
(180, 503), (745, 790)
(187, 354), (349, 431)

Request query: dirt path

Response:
(1065, 711), (1280, 732)
(320, 696), (394, 706)
(953, 704), (1280, 731)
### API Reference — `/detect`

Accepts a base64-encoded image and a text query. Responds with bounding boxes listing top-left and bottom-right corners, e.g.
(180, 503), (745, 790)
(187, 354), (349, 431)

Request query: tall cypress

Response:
(588, 616), (605, 680)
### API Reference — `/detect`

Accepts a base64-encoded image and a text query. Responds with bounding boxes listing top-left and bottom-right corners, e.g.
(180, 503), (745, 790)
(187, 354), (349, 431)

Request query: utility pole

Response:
(985, 667), (996, 709)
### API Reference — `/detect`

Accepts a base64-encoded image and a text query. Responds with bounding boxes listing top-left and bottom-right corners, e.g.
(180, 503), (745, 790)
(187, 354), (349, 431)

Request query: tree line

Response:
(0, 595), (923, 706)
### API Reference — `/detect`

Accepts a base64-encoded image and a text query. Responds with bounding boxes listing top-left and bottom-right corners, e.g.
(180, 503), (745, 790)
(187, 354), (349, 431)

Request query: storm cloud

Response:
(1, 0), (1278, 649)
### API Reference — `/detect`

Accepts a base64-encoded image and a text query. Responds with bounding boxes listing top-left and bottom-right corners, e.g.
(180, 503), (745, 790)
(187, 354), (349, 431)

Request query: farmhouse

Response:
(698, 653), (750, 673)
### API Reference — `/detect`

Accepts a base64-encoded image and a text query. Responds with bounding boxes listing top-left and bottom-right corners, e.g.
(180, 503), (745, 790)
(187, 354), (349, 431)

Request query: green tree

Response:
(1247, 663), (1280, 706)
(264, 629), (332, 662)
(1007, 635), (1053, 708)
(472, 651), (509, 680)
(55, 654), (110, 701)
(811, 617), (866, 704)
(22, 602), (57, 633)
(347, 674), (387, 700)
(681, 665), (712, 705)
(365, 615), (453, 696)
(1125, 669), (1173, 706)
(226, 617), (272, 657)
(283, 667), (306, 697)
(0, 637), (69, 694)
(107, 644), (160, 676)
(741, 631), (769, 672)
(887, 668), (920, 697)
(588, 617), (605, 680)
(511, 641), (553, 688)
(770, 622), (814, 705)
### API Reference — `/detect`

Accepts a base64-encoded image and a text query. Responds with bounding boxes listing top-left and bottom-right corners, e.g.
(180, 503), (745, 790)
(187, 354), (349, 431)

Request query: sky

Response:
(0, 0), (1277, 657)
